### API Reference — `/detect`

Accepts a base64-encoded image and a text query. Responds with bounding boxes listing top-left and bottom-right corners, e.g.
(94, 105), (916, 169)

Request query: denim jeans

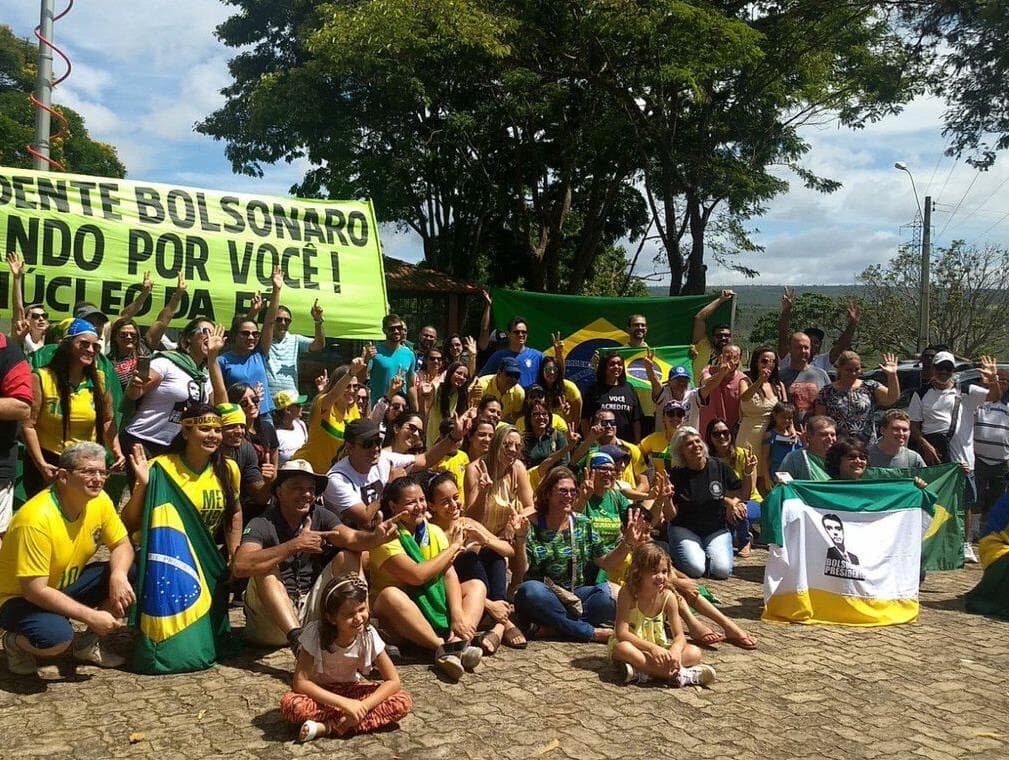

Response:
(454, 547), (507, 601)
(513, 580), (615, 642)
(667, 526), (734, 579)
(733, 501), (763, 548)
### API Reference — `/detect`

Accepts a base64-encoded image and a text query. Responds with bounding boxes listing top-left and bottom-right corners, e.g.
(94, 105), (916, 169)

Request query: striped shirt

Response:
(974, 401), (1009, 465)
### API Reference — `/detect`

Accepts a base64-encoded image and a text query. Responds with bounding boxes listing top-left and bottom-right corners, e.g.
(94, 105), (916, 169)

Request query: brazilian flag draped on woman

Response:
(129, 462), (237, 674)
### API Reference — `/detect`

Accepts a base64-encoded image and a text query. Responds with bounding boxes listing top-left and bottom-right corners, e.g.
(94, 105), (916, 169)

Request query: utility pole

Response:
(918, 196), (931, 352)
(32, 0), (56, 170)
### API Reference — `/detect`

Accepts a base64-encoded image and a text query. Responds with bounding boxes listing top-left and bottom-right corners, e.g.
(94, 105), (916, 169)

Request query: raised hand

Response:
(6, 251), (23, 278)
(587, 423), (604, 442)
(364, 341), (377, 361)
(248, 292), (265, 314)
(688, 344), (698, 359)
(477, 461), (493, 491)
(847, 298), (860, 323)
(642, 348), (655, 370)
(254, 381), (265, 402)
(271, 265), (284, 290)
(468, 381), (484, 406)
(141, 270), (153, 292)
(979, 355), (999, 384)
(879, 352), (898, 375)
(261, 462), (277, 482)
(464, 335), (477, 355)
(551, 331), (564, 356)
(482, 289), (492, 305)
(720, 289), (736, 301)
(314, 369), (329, 394)
(743, 446), (758, 476)
(580, 468), (596, 498)
(590, 350), (600, 370)
(310, 298), (323, 322)
(12, 318), (29, 340)
(781, 287), (794, 311)
(206, 324), (227, 355)
(290, 529), (324, 555)
(350, 355), (367, 376)
(389, 371), (405, 397)
(176, 270), (188, 292)
(130, 443), (150, 487)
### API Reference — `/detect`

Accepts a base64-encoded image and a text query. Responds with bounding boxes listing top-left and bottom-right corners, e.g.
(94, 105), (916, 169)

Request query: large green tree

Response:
(201, 1), (915, 294)
(0, 25), (125, 176)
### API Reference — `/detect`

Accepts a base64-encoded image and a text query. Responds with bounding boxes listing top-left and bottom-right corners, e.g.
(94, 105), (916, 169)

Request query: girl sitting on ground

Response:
(610, 543), (716, 686)
(281, 574), (413, 742)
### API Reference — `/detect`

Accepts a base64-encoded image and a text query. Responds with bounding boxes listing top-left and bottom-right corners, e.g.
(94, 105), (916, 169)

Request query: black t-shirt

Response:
(581, 381), (643, 443)
(241, 503), (342, 598)
(669, 458), (742, 537)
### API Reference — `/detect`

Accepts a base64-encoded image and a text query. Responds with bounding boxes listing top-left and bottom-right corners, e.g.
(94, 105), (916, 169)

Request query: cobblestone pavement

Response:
(2, 552), (1008, 759)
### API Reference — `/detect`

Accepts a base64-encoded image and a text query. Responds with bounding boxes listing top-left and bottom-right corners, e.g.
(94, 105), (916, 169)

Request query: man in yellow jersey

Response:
(0, 442), (134, 676)
(474, 357), (525, 421)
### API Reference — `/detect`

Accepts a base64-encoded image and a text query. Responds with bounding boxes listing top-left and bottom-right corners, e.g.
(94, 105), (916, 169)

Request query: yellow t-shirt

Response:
(368, 522), (450, 595)
(34, 367), (106, 454)
(475, 375), (525, 421)
(514, 413), (568, 434)
(432, 449), (470, 504)
(0, 486), (127, 608)
(151, 454), (241, 536)
(640, 430), (673, 474)
(293, 401), (361, 474)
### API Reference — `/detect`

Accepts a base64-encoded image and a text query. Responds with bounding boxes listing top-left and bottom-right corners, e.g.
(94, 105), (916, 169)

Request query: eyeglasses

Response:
(238, 330), (261, 339)
(593, 466), (616, 473)
(555, 487), (578, 496)
(73, 467), (109, 480)
(275, 317), (291, 324)
(845, 453), (868, 462)
(29, 312), (48, 320)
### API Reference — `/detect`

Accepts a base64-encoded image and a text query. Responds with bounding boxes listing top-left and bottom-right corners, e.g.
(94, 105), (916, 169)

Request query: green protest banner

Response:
(0, 167), (388, 338)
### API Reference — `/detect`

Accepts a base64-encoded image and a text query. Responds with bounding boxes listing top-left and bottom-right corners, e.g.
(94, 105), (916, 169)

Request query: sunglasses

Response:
(428, 356), (444, 362)
(404, 422), (424, 435)
(118, 331), (139, 340)
(555, 487), (578, 496)
(511, 330), (528, 336)
(238, 330), (261, 339)
(712, 430), (732, 438)
(76, 340), (101, 352)
(665, 409), (687, 417)
(386, 325), (405, 332)
(600, 420), (617, 427)
(29, 311), (49, 320)
(358, 438), (382, 449)
(240, 396), (261, 406)
(275, 317), (292, 324)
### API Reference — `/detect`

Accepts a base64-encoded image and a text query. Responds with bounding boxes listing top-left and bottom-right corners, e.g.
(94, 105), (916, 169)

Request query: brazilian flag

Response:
(615, 344), (693, 417)
(129, 463), (236, 674)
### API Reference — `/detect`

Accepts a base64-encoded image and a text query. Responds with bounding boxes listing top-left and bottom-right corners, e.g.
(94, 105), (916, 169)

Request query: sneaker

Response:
(3, 631), (38, 676)
(676, 664), (716, 687)
(964, 543), (979, 564)
(434, 646), (464, 681)
(73, 633), (125, 669)
(617, 662), (636, 685)
(460, 645), (483, 672)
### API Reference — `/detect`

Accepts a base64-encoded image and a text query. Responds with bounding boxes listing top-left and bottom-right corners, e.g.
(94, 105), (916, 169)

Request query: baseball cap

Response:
(667, 365), (690, 381)
(345, 418), (382, 445)
(932, 351), (956, 368)
(499, 356), (522, 377)
(663, 400), (688, 416)
(493, 329), (508, 344)
(589, 451), (615, 469)
(273, 389), (308, 410)
(599, 443), (628, 462)
(74, 303), (108, 324)
(803, 327), (825, 341)
(273, 459), (327, 494)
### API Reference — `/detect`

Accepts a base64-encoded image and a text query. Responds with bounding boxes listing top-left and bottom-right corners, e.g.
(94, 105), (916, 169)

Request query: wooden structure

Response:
(383, 255), (482, 336)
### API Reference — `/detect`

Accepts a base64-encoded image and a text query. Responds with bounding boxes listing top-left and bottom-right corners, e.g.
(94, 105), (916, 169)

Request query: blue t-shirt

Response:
(267, 332), (312, 395)
(369, 344), (416, 401)
(219, 350), (274, 413)
(764, 430), (803, 475)
(480, 347), (543, 388)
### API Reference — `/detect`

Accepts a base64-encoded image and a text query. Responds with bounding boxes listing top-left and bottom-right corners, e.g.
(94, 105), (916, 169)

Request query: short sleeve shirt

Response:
(780, 365), (831, 423)
(219, 351), (274, 414)
(480, 348), (544, 388)
(524, 513), (606, 591)
(669, 458), (742, 537)
(267, 332), (313, 395)
(368, 344), (416, 401)
(241, 503), (342, 598)
(817, 380), (881, 441)
(324, 451), (416, 517)
(298, 621), (385, 684)
(126, 356), (213, 446)
(581, 382), (643, 443)
(368, 522), (449, 594)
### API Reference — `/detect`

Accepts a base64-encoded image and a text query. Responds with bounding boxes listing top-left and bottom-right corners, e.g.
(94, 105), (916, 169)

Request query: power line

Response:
(935, 157), (957, 201)
(936, 169), (982, 240)
(973, 208), (1009, 242)
(952, 172), (1009, 229)
(923, 152), (945, 196)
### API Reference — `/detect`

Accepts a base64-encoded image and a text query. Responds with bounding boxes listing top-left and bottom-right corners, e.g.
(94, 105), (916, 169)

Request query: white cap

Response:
(932, 351), (956, 367)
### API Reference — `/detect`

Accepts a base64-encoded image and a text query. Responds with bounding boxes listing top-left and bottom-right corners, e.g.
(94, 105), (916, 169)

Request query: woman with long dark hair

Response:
(580, 352), (642, 444)
(736, 346), (787, 488)
(23, 319), (122, 495)
(536, 356), (581, 433)
(123, 403), (242, 559)
(427, 361), (471, 449)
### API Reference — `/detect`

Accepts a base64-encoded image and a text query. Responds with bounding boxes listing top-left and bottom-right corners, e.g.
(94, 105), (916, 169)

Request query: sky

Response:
(7, 1), (1009, 286)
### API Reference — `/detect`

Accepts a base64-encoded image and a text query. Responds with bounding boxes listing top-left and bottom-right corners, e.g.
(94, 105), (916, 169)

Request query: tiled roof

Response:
(383, 256), (482, 295)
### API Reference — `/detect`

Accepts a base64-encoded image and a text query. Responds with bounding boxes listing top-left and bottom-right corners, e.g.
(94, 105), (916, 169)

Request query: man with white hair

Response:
(0, 442), (135, 676)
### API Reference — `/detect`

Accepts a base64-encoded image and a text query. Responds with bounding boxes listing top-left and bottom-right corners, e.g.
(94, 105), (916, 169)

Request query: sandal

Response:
(693, 630), (725, 647)
(724, 633), (758, 650)
(298, 720), (326, 743)
(475, 631), (501, 655)
(502, 625), (527, 649)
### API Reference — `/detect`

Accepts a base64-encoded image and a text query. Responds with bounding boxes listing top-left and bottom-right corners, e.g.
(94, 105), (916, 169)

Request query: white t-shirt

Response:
(909, 383), (988, 468)
(267, 332), (313, 395)
(126, 356), (213, 446)
(298, 621), (384, 685)
(780, 352), (833, 372)
(276, 418), (308, 466)
(324, 451), (416, 515)
(651, 386), (701, 431)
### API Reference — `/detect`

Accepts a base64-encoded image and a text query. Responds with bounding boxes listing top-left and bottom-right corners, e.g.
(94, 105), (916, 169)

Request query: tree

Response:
(902, 2), (1009, 169)
(201, 1), (916, 294)
(857, 242), (1009, 358)
(0, 26), (125, 176)
(748, 291), (851, 348)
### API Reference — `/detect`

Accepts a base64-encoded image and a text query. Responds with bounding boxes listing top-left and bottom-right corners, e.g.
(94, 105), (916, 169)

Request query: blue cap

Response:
(599, 443), (628, 461)
(66, 318), (98, 338)
(589, 451), (615, 469)
(499, 356), (521, 376)
(667, 365), (690, 380)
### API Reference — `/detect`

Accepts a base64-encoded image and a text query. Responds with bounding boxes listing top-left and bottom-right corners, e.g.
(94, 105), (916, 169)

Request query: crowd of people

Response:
(0, 265), (1006, 743)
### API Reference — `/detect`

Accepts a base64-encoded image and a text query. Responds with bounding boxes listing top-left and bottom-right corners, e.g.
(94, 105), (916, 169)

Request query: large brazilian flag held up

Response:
(130, 463), (235, 674)
(762, 479), (936, 626)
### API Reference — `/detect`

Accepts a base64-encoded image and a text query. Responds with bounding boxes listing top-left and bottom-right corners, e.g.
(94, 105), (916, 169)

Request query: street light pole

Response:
(894, 163), (930, 353)
(32, 0), (56, 170)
